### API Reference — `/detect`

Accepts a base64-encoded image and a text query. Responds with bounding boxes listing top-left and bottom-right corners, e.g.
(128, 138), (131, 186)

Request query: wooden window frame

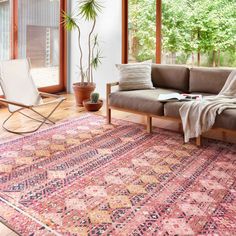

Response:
(10, 0), (67, 93)
(122, 0), (161, 64)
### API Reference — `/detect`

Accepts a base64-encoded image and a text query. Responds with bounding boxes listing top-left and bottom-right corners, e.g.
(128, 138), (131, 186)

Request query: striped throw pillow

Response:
(116, 62), (154, 91)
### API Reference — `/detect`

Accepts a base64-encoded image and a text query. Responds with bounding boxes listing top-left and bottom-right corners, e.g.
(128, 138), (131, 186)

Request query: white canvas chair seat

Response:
(0, 59), (66, 134)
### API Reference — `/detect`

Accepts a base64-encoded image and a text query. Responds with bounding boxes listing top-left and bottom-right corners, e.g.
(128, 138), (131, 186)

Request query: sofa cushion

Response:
(214, 109), (236, 130)
(109, 88), (181, 116)
(164, 98), (236, 130)
(189, 68), (232, 94)
(164, 101), (184, 118)
(151, 64), (189, 92)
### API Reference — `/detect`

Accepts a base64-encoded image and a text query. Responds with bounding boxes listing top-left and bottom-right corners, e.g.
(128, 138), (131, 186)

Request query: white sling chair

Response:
(0, 59), (66, 134)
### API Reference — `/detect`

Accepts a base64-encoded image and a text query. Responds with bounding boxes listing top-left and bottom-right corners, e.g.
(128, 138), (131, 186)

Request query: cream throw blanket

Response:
(180, 70), (236, 142)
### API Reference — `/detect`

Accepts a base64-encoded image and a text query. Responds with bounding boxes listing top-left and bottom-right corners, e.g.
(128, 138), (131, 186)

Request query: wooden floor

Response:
(0, 94), (183, 140)
(0, 93), (235, 235)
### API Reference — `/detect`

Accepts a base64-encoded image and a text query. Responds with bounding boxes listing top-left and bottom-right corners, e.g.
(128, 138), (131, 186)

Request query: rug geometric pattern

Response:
(0, 114), (235, 235)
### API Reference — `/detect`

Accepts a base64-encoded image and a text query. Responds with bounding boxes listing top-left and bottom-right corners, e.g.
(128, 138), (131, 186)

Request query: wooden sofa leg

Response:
(196, 136), (202, 146)
(107, 108), (111, 124)
(147, 116), (152, 133)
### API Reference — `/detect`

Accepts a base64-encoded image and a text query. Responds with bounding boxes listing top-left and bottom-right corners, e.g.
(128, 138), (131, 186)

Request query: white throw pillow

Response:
(116, 62), (154, 91)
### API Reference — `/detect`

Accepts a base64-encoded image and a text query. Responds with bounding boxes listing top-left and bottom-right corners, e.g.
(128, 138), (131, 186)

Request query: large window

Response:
(0, 0), (66, 94)
(0, 0), (10, 61)
(128, 0), (156, 62)
(125, 0), (236, 67)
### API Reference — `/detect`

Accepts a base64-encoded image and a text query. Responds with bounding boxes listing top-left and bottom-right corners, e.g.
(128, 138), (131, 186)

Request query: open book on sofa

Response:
(158, 93), (202, 102)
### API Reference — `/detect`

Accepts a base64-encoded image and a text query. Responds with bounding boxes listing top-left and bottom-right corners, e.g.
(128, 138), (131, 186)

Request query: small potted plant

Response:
(62, 0), (103, 107)
(83, 92), (103, 111)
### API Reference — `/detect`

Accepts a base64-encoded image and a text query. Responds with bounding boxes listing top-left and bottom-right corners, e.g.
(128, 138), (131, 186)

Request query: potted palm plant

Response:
(62, 0), (103, 106)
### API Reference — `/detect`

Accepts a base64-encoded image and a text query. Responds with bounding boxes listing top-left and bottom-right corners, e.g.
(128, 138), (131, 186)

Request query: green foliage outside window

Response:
(129, 0), (236, 67)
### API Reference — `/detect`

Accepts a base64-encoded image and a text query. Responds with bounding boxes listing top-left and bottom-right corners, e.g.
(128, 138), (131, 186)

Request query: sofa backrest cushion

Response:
(189, 68), (232, 94)
(151, 64), (189, 92)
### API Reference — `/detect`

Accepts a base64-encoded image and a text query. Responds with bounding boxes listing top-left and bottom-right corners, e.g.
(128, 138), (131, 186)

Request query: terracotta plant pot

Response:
(73, 82), (96, 107)
(83, 99), (103, 112)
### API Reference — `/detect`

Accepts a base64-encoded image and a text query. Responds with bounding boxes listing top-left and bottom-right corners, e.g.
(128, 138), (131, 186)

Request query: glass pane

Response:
(128, 0), (156, 63)
(18, 0), (60, 88)
(0, 1), (11, 95)
(0, 1), (10, 60)
(162, 0), (236, 67)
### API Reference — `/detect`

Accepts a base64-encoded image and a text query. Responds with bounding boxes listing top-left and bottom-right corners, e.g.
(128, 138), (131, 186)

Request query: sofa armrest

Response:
(106, 81), (119, 97)
(108, 81), (120, 86)
(106, 82), (119, 123)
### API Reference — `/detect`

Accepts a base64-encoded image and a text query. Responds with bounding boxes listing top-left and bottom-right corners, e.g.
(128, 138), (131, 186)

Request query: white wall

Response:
(69, 0), (122, 98)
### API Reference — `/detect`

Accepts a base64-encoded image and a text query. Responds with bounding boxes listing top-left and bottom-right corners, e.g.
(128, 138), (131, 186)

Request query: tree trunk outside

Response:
(197, 31), (200, 66)
(212, 50), (216, 67)
(192, 52), (194, 67)
(217, 49), (221, 67)
(197, 52), (201, 66)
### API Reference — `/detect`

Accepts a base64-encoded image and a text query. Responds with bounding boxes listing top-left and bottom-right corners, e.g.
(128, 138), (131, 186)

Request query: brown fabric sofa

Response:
(106, 64), (235, 144)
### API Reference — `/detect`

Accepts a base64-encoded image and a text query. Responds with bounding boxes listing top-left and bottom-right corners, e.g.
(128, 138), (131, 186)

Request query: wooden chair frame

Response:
(0, 92), (65, 134)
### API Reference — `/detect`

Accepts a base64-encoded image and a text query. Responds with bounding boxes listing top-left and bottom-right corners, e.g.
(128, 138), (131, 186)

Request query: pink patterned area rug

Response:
(0, 114), (236, 236)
